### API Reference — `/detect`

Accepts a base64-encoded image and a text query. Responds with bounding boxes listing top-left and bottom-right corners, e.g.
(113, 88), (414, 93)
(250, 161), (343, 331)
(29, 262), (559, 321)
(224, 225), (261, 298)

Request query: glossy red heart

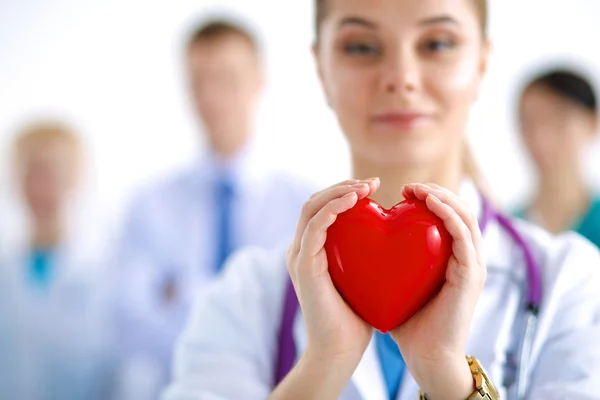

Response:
(325, 197), (452, 333)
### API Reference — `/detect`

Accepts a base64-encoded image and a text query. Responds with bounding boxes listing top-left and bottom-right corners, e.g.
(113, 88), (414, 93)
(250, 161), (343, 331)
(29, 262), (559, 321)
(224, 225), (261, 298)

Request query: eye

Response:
(421, 39), (455, 53)
(344, 42), (381, 56)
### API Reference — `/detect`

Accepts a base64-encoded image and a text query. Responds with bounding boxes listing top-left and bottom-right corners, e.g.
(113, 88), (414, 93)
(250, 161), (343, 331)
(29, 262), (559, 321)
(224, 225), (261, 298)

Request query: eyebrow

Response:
(337, 14), (460, 30)
(338, 17), (378, 30)
(418, 14), (460, 27)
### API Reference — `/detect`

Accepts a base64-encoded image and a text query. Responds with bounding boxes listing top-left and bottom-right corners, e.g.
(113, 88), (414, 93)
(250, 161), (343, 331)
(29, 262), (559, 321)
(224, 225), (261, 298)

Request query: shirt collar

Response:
(193, 140), (267, 190)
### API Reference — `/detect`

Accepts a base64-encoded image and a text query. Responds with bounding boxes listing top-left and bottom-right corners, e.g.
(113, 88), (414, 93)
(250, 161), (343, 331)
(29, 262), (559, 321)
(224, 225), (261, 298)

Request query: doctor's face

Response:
(16, 139), (80, 220)
(188, 34), (263, 155)
(314, 0), (489, 167)
(520, 84), (597, 175)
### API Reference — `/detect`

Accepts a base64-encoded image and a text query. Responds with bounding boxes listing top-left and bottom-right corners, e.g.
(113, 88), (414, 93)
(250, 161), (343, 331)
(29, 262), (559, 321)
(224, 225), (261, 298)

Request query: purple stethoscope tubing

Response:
(481, 196), (541, 399)
(275, 194), (542, 399)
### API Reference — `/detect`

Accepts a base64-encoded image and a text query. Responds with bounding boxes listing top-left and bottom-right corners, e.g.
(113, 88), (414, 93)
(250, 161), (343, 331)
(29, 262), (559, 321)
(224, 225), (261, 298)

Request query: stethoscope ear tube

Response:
(490, 201), (543, 399)
(516, 305), (539, 400)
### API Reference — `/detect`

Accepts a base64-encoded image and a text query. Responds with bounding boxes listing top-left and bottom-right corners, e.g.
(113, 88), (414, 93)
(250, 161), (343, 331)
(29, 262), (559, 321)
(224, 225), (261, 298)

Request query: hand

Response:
(391, 183), (486, 399)
(286, 178), (379, 366)
(271, 178), (381, 399)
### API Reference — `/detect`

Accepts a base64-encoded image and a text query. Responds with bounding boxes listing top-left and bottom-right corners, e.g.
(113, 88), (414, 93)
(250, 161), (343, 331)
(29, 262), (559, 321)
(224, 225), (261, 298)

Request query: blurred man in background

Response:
(0, 121), (113, 400)
(112, 17), (314, 399)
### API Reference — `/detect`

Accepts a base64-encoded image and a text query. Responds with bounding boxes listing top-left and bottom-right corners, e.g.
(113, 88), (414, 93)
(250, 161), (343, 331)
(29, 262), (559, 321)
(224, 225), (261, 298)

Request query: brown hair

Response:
(187, 18), (260, 54)
(314, 0), (490, 194)
(315, 0), (488, 40)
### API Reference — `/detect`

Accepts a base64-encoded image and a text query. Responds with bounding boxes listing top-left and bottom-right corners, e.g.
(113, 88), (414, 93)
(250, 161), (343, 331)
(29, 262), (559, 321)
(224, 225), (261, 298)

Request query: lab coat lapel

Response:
(351, 336), (388, 400)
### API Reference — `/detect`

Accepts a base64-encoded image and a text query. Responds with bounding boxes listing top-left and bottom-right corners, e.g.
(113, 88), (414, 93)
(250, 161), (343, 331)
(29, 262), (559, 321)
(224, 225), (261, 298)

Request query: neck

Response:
(31, 214), (63, 249)
(209, 119), (252, 160)
(351, 152), (464, 209)
(213, 141), (246, 160)
(530, 166), (590, 233)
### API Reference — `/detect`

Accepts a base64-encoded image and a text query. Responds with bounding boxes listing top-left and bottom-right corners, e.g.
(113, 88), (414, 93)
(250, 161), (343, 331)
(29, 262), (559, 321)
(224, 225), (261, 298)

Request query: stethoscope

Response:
(480, 196), (542, 399)
(274, 194), (543, 400)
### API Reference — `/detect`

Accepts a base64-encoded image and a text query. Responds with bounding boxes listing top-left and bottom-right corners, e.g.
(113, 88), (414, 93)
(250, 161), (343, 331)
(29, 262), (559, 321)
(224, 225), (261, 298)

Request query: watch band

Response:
(465, 356), (498, 400)
(417, 356), (499, 400)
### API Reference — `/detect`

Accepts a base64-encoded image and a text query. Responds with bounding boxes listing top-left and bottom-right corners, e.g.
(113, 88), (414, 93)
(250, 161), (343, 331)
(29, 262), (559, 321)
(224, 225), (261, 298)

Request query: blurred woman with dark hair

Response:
(516, 68), (600, 247)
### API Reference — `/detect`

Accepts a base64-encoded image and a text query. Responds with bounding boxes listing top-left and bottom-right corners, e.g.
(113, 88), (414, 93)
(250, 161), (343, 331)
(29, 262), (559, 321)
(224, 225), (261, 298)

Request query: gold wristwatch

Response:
(418, 356), (499, 400)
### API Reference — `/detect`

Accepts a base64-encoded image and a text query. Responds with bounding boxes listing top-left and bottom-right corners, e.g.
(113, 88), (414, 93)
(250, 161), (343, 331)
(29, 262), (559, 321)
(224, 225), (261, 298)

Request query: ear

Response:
(588, 112), (598, 137)
(480, 39), (492, 79)
(473, 38), (492, 102)
(312, 42), (332, 108)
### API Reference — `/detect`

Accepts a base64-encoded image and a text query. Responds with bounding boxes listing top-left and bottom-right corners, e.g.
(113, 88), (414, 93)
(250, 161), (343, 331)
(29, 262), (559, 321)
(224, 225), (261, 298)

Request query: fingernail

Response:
(343, 191), (357, 198)
(352, 183), (369, 189)
(428, 193), (441, 202)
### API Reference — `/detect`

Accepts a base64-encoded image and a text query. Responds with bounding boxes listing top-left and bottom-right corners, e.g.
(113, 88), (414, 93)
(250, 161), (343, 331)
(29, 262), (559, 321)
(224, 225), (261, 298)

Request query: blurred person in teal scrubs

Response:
(0, 121), (113, 400)
(515, 68), (600, 247)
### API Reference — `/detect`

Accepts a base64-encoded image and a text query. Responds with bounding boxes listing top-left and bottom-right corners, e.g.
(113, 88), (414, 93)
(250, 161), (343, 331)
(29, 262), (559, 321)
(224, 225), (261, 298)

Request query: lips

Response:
(371, 111), (431, 130)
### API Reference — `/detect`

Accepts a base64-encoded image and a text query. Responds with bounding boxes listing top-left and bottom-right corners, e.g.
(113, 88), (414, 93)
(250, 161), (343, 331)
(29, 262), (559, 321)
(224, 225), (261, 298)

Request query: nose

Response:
(380, 45), (420, 96)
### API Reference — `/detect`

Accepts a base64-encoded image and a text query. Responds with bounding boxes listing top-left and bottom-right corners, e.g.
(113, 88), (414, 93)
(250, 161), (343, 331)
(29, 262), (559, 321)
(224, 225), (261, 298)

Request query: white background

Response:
(1, 0), (600, 242)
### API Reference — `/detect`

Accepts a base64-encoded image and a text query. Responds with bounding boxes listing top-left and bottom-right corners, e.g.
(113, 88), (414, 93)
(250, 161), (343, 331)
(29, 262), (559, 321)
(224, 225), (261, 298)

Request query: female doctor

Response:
(163, 0), (600, 399)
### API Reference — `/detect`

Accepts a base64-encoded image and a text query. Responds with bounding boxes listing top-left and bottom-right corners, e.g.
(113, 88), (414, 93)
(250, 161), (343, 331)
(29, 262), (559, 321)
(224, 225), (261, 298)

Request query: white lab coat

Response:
(163, 182), (600, 400)
(0, 236), (114, 400)
(113, 147), (316, 399)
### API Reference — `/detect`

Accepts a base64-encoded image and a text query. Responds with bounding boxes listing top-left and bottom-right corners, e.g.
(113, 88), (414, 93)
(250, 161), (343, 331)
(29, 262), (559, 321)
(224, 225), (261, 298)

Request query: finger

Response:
(366, 177), (381, 197)
(402, 182), (433, 200)
(421, 183), (476, 228)
(293, 184), (368, 250)
(291, 179), (378, 254)
(309, 179), (360, 200)
(402, 183), (482, 252)
(292, 183), (369, 253)
(401, 184), (418, 200)
(299, 191), (359, 261)
(411, 184), (483, 259)
(308, 177), (377, 201)
(425, 194), (478, 269)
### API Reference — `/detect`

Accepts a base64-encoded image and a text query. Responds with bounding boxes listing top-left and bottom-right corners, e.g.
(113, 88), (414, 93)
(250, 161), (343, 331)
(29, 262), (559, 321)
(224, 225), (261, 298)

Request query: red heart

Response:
(325, 197), (452, 333)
